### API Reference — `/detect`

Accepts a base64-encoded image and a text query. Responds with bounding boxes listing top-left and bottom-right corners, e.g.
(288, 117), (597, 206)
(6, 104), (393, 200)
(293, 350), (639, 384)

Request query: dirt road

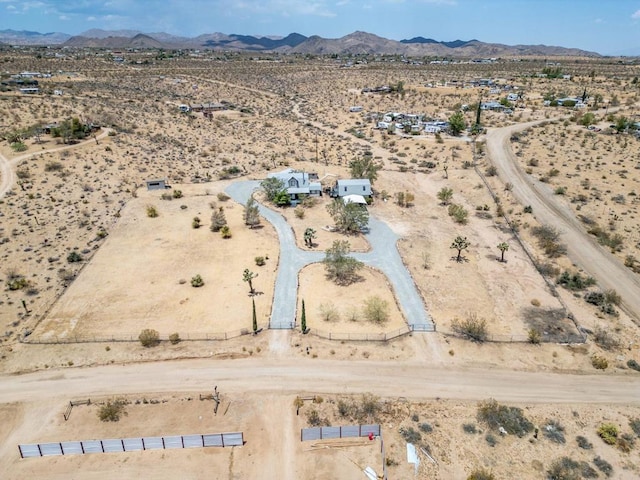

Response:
(486, 122), (640, 322)
(0, 357), (638, 405)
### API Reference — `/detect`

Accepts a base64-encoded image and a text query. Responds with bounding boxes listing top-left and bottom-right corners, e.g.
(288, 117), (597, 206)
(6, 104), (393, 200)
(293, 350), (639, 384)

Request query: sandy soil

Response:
(1, 52), (640, 480)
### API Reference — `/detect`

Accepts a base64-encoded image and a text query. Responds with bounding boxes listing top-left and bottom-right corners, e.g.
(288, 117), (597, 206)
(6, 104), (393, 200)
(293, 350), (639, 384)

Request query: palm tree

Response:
(450, 236), (470, 262)
(497, 242), (509, 262)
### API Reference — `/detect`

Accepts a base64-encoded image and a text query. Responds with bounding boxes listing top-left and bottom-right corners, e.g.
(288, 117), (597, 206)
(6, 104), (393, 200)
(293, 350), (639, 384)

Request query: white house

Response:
(507, 93), (519, 102)
(268, 168), (322, 205)
(331, 179), (372, 198)
(349, 106), (363, 112)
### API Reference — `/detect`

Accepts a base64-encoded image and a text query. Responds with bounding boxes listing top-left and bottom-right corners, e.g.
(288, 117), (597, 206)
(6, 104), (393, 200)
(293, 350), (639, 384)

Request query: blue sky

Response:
(1, 0), (639, 55)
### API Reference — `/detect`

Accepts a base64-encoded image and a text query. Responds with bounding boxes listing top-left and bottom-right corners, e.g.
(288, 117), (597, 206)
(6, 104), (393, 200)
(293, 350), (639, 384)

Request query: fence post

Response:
(142, 438), (145, 451)
(121, 439), (125, 451)
(37, 444), (42, 456)
(100, 440), (104, 453)
(221, 434), (225, 448)
(60, 442), (63, 455)
(18, 445), (23, 458)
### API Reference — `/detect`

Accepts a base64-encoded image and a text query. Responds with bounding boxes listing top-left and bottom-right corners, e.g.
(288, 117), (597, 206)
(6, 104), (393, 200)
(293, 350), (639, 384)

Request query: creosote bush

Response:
(597, 423), (618, 445)
(467, 469), (495, 480)
(169, 333), (181, 345)
(146, 205), (159, 218)
(452, 313), (488, 342)
(138, 329), (160, 347)
(191, 274), (204, 287)
(477, 398), (534, 437)
(99, 399), (127, 422)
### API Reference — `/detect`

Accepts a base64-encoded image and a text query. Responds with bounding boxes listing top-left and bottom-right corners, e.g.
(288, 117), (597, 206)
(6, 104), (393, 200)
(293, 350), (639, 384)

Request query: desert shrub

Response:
(593, 456), (613, 477)
(306, 408), (330, 427)
(544, 420), (566, 444)
(98, 399), (127, 422)
(357, 393), (382, 423)
(448, 203), (468, 224)
(627, 359), (640, 372)
(629, 418), (640, 436)
(220, 225), (232, 238)
(254, 256), (265, 266)
(528, 328), (542, 344)
(192, 217), (201, 229)
(485, 165), (497, 176)
(597, 423), (618, 445)
(138, 329), (160, 347)
(191, 274), (204, 287)
(593, 326), (620, 350)
(531, 225), (566, 258)
(172, 189), (183, 199)
(44, 161), (63, 172)
(337, 399), (353, 418)
(477, 399), (534, 437)
(591, 355), (609, 370)
(419, 423), (433, 433)
(556, 270), (596, 290)
(463, 423), (478, 434)
(467, 469), (495, 480)
(7, 276), (28, 290)
(585, 291), (618, 316)
(146, 205), (159, 218)
(547, 457), (597, 480)
(160, 192), (173, 200)
(11, 142), (27, 152)
(576, 435), (593, 449)
(169, 333), (181, 344)
(362, 296), (389, 324)
(452, 313), (488, 342)
(399, 426), (421, 444)
(67, 251), (83, 263)
(217, 192), (230, 201)
(294, 206), (305, 219)
(523, 205), (533, 214)
(617, 433), (635, 452)
(485, 433), (497, 447)
(319, 302), (340, 322)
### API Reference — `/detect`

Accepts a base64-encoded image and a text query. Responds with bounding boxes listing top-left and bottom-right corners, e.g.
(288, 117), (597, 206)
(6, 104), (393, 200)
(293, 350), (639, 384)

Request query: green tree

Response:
(614, 116), (629, 133)
(578, 112), (596, 126)
(497, 242), (509, 262)
(260, 177), (286, 203)
(301, 299), (307, 333)
(437, 187), (454, 205)
(304, 227), (316, 248)
(210, 207), (227, 232)
(349, 154), (382, 184)
(327, 198), (369, 234)
(323, 240), (364, 285)
(448, 111), (467, 136)
(451, 236), (470, 262)
(244, 195), (261, 228)
(252, 297), (258, 333)
(243, 268), (258, 294)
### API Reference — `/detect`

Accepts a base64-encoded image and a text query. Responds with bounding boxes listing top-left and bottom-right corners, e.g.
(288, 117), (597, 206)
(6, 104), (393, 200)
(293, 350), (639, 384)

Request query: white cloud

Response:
(632, 9), (640, 19)
(87, 15), (96, 21)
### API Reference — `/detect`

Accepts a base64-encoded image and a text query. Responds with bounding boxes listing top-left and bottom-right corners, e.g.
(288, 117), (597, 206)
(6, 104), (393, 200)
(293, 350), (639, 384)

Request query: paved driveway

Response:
(226, 181), (433, 329)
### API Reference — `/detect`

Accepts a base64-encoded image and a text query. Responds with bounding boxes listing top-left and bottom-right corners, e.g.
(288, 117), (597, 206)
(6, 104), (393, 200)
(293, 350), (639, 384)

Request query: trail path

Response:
(486, 121), (640, 321)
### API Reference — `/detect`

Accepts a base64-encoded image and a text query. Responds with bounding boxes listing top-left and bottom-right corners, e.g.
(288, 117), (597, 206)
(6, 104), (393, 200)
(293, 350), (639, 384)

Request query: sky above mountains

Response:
(1, 0), (639, 55)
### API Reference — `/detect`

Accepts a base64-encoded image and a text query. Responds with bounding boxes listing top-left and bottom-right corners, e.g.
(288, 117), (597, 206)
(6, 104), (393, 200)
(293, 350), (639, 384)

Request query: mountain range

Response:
(0, 28), (601, 57)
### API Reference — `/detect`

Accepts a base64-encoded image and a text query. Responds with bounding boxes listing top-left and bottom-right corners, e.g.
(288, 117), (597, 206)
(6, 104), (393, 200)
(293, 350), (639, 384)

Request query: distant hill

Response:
(1, 28), (601, 57)
(0, 29), (70, 45)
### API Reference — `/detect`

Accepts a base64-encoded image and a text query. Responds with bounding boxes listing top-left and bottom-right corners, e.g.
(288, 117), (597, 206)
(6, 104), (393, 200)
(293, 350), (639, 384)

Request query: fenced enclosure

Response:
(301, 424), (380, 442)
(19, 432), (244, 458)
(21, 329), (254, 344)
(63, 399), (91, 421)
(306, 324), (435, 342)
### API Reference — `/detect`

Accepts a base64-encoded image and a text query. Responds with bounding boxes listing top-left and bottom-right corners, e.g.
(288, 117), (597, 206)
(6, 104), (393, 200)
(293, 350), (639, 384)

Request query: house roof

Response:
(337, 178), (371, 187)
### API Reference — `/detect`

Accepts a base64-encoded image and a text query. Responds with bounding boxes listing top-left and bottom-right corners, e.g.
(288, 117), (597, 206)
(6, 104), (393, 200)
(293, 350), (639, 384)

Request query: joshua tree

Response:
(451, 236), (470, 262)
(304, 227), (317, 248)
(497, 242), (509, 262)
(210, 207), (227, 232)
(244, 195), (261, 228)
(243, 268), (258, 295)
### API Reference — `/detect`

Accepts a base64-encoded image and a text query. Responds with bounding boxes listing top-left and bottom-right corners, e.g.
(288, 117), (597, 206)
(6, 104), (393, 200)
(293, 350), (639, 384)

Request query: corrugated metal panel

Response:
(102, 439), (124, 453)
(163, 436), (182, 449)
(19, 444), (41, 458)
(123, 437), (143, 451)
(321, 427), (340, 439)
(183, 435), (203, 448)
(142, 437), (163, 450)
(361, 425), (380, 437)
(61, 441), (83, 455)
(301, 427), (321, 442)
(202, 434), (222, 447)
(82, 440), (103, 454)
(40, 443), (62, 456)
(341, 425), (360, 437)
(223, 432), (243, 446)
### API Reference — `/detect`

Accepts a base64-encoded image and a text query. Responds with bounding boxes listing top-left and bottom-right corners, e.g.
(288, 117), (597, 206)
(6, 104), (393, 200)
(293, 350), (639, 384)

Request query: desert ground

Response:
(0, 49), (640, 479)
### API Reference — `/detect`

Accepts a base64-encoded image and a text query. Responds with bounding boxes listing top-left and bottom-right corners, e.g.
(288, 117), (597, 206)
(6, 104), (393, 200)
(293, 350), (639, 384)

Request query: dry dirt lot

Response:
(1, 52), (640, 480)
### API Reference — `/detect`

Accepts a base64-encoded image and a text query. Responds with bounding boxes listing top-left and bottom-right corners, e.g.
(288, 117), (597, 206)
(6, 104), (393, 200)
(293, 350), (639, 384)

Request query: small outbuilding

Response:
(146, 179), (167, 190)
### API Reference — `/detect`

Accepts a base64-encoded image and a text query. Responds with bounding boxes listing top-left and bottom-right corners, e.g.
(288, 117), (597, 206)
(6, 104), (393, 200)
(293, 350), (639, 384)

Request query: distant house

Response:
(146, 179), (167, 190)
(268, 168), (321, 205)
(19, 87), (39, 94)
(349, 106), (363, 112)
(331, 179), (372, 198)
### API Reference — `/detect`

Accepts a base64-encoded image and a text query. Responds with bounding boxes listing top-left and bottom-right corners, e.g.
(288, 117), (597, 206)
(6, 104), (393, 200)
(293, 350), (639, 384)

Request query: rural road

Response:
(0, 357), (638, 405)
(486, 122), (640, 322)
(0, 128), (112, 199)
(225, 181), (432, 329)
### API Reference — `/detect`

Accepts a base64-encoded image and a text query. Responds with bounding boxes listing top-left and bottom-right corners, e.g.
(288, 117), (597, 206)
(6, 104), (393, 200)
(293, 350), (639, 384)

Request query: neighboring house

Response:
(19, 87), (39, 94)
(349, 106), (363, 112)
(331, 179), (372, 198)
(268, 168), (322, 205)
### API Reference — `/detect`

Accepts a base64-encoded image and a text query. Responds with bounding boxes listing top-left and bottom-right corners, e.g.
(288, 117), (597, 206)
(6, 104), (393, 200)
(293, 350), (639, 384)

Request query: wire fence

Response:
(19, 432), (244, 458)
(442, 330), (587, 344)
(305, 324), (435, 342)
